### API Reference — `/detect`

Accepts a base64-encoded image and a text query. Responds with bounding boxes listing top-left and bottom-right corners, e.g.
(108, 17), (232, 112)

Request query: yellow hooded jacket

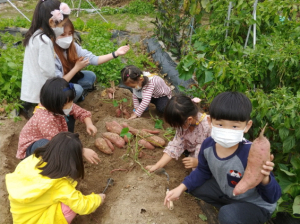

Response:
(5, 155), (101, 224)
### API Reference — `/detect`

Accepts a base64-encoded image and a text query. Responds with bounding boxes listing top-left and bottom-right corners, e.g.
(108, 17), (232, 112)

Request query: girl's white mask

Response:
(135, 85), (142, 91)
(211, 125), (246, 148)
(63, 103), (73, 116)
(52, 26), (64, 37)
(56, 36), (73, 49)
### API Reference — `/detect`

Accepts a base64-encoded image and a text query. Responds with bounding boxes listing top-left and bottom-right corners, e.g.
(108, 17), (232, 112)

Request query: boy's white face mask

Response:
(211, 125), (245, 148)
(56, 36), (73, 49)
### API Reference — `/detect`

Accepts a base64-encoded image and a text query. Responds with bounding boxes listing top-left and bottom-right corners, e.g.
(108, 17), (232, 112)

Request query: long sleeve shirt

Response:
(6, 155), (101, 224)
(163, 113), (211, 159)
(17, 104), (91, 159)
(133, 75), (172, 117)
(182, 137), (282, 214)
(55, 43), (99, 77)
(21, 30), (57, 103)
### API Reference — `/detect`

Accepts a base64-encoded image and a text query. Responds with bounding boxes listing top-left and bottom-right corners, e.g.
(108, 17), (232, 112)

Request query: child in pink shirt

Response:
(120, 65), (172, 119)
(146, 95), (211, 172)
(17, 77), (100, 164)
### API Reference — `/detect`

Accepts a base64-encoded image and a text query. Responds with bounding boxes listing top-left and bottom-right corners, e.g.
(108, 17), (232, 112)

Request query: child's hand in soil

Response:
(86, 124), (97, 136)
(82, 148), (101, 164)
(145, 165), (159, 173)
(164, 184), (187, 208)
(182, 157), (198, 169)
(99, 194), (106, 203)
(115, 45), (130, 56)
(128, 113), (137, 120)
(74, 57), (89, 70)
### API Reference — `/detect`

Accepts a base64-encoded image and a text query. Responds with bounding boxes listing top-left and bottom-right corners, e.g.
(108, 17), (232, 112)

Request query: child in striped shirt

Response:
(121, 65), (172, 119)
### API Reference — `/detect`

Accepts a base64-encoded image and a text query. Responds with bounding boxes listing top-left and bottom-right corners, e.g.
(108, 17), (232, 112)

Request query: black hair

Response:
(34, 132), (84, 180)
(209, 92), (252, 122)
(40, 77), (75, 115)
(164, 95), (199, 128)
(23, 0), (69, 46)
(120, 65), (149, 87)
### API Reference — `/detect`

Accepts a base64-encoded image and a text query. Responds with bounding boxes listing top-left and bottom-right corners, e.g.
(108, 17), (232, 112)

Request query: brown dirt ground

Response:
(0, 87), (208, 224)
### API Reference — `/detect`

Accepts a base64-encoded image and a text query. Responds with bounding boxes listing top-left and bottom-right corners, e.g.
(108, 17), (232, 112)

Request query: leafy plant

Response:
(120, 127), (133, 140)
(175, 0), (300, 218)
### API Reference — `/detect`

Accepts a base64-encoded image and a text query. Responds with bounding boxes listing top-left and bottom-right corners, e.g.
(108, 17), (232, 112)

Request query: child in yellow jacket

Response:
(6, 132), (104, 224)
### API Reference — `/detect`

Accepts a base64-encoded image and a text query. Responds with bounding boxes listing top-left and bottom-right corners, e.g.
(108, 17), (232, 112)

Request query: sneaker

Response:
(76, 95), (85, 103)
(20, 102), (35, 119)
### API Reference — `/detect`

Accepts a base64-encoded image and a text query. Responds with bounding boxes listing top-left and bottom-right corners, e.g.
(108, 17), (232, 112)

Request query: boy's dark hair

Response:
(120, 65), (149, 87)
(40, 77), (75, 115)
(164, 95), (199, 128)
(209, 92), (252, 122)
(34, 132), (84, 180)
(23, 0), (69, 46)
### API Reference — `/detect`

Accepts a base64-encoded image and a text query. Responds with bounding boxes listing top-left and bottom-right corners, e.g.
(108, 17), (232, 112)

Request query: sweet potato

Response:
(124, 135), (129, 143)
(142, 129), (160, 134)
(123, 108), (130, 119)
(108, 93), (113, 99)
(121, 122), (165, 147)
(102, 132), (125, 148)
(95, 137), (113, 154)
(116, 108), (122, 117)
(138, 139), (155, 150)
(233, 125), (270, 196)
(105, 121), (123, 134)
(104, 138), (114, 151)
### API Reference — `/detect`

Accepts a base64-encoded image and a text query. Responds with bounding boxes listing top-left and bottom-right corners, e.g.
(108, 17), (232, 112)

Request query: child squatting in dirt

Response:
(120, 65), (172, 120)
(146, 95), (211, 172)
(17, 78), (100, 164)
(164, 92), (282, 224)
(6, 132), (105, 224)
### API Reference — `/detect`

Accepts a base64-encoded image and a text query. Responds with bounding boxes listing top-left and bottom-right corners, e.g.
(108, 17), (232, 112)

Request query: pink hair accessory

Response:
(60, 3), (71, 15)
(192, 97), (201, 103)
(50, 3), (71, 22)
(127, 74), (129, 77)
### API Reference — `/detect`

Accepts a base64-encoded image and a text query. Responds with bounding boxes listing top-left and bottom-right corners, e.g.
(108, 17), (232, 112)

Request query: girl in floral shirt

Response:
(17, 77), (100, 164)
(146, 95), (211, 172)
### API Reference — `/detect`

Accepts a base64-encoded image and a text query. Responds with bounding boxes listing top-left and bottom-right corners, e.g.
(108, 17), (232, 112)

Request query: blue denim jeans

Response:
(190, 178), (271, 224)
(25, 138), (50, 158)
(73, 70), (96, 102)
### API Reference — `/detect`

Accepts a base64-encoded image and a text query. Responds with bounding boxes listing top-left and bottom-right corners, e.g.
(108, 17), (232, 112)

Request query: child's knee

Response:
(218, 206), (236, 224)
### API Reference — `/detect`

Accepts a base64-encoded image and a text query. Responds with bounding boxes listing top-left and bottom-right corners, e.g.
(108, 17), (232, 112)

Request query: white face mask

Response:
(56, 36), (73, 49)
(52, 26), (64, 37)
(211, 125), (246, 148)
(135, 85), (142, 91)
(63, 103), (73, 116)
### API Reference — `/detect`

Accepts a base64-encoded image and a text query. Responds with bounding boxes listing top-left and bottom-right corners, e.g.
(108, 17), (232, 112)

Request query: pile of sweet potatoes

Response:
(94, 121), (166, 155)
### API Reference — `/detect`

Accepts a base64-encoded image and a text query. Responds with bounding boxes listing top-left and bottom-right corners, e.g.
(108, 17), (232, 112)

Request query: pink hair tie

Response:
(192, 97), (201, 103)
(126, 74), (129, 77)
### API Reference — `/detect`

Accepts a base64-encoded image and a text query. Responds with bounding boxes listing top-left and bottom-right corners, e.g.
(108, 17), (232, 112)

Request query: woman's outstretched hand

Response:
(115, 45), (130, 56)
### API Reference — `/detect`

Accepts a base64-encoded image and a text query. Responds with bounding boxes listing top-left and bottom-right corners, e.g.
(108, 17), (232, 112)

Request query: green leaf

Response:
(293, 195), (300, 215)
(199, 214), (207, 221)
(154, 119), (163, 129)
(291, 157), (300, 170)
(279, 127), (289, 140)
(268, 62), (275, 71)
(120, 127), (132, 139)
(283, 136), (295, 153)
(280, 168), (296, 177)
(122, 98), (128, 103)
(204, 70), (213, 83)
(277, 170), (297, 193)
(113, 100), (118, 107)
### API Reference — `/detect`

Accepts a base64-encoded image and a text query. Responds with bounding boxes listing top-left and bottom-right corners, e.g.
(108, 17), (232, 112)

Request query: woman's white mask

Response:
(211, 125), (246, 148)
(56, 36), (73, 49)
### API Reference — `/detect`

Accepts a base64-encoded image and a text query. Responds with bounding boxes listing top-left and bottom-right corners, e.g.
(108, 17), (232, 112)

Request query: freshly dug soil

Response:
(0, 87), (207, 224)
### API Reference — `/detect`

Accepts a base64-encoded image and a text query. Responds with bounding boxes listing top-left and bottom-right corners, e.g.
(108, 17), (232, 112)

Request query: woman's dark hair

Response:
(54, 19), (79, 75)
(34, 132), (84, 180)
(209, 92), (252, 122)
(40, 77), (75, 115)
(23, 0), (69, 46)
(164, 95), (199, 128)
(120, 65), (149, 87)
